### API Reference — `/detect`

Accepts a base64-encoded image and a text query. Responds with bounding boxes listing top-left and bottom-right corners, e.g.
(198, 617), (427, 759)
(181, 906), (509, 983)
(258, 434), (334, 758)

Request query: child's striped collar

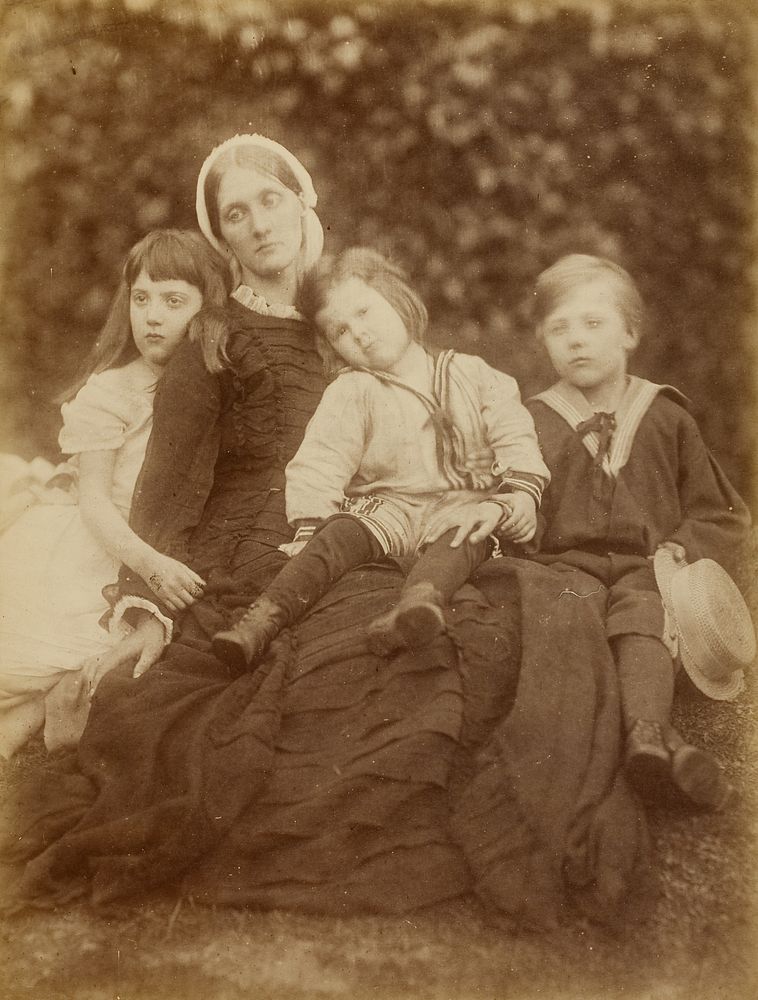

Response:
(530, 377), (687, 478)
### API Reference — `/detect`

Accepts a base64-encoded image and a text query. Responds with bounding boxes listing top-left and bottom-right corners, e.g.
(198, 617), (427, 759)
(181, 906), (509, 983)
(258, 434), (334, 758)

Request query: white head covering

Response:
(195, 133), (324, 278)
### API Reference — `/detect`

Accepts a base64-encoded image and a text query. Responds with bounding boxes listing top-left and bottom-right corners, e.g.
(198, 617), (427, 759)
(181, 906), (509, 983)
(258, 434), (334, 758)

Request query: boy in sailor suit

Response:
(526, 253), (751, 810)
(212, 248), (549, 671)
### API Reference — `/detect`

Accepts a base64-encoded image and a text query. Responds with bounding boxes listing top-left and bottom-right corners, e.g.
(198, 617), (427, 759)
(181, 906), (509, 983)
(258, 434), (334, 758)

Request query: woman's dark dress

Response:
(1, 300), (646, 929)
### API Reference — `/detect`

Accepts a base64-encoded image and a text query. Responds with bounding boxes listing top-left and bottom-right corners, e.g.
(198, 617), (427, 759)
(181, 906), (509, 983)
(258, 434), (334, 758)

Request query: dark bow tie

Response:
(576, 411), (616, 500)
(576, 411), (617, 466)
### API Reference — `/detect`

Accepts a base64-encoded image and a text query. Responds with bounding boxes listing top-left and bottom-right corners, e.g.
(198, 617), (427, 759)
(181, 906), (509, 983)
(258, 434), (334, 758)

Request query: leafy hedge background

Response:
(1, 0), (756, 505)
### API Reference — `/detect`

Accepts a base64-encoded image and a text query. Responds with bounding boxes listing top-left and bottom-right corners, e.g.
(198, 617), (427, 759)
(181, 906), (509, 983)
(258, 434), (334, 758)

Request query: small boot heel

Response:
(212, 596), (287, 673)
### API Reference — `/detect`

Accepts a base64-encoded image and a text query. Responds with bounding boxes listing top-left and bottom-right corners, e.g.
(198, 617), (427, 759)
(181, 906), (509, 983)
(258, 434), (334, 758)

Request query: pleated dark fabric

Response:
(119, 298), (326, 615)
(0, 301), (648, 928)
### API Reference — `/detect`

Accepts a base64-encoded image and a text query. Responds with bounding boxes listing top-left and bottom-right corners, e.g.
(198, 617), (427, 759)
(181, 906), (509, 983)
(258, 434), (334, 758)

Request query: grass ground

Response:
(0, 687), (754, 1000)
(3, 550), (758, 1000)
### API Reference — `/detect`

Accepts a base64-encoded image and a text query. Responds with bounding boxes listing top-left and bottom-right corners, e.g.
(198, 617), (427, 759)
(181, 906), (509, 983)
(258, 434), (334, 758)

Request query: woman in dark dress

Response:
(1, 136), (646, 930)
(101, 134), (329, 674)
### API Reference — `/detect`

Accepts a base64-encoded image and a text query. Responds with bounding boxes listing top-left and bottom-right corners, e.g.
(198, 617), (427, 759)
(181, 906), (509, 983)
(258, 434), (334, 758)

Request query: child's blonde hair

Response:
(298, 247), (428, 377)
(533, 254), (645, 342)
(63, 229), (231, 399)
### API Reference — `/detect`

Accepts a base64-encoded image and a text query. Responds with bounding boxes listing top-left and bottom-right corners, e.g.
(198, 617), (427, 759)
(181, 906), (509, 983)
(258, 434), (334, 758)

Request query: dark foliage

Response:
(1, 0), (755, 502)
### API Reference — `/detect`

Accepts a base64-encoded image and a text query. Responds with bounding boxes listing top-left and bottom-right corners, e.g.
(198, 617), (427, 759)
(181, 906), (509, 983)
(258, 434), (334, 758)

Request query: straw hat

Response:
(653, 547), (755, 701)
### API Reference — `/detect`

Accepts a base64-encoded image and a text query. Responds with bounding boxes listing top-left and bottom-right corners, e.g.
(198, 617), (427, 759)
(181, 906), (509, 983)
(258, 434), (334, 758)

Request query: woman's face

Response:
(216, 165), (304, 282)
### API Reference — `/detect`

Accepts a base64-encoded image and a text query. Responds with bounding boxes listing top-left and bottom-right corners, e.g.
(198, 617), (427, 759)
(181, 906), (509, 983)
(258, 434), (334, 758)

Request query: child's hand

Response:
(425, 501), (505, 549)
(142, 553), (206, 612)
(496, 492), (537, 544)
(658, 540), (687, 564)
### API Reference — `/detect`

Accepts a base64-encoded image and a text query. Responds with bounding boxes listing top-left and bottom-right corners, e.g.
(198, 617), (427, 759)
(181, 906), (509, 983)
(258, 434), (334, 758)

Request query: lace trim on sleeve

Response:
(108, 596), (174, 645)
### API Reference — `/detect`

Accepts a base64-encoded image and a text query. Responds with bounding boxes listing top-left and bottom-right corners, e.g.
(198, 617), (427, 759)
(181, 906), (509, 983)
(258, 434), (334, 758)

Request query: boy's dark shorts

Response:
(532, 549), (666, 642)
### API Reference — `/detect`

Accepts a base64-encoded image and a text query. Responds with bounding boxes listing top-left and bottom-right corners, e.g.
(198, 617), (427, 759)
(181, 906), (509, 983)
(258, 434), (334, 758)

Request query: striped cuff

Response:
(491, 466), (545, 508)
(293, 523), (320, 544)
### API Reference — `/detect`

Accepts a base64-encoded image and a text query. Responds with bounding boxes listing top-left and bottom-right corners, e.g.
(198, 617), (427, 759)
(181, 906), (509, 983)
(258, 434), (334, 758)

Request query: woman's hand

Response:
(426, 501), (505, 548)
(129, 615), (168, 677)
(80, 629), (146, 692)
(80, 615), (168, 688)
(80, 646), (128, 696)
(140, 553), (206, 612)
(496, 492), (537, 544)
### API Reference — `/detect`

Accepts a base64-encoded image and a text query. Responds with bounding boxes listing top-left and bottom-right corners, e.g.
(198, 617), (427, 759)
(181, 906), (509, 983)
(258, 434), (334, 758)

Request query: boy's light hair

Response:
(533, 254), (645, 342)
(298, 247), (428, 378)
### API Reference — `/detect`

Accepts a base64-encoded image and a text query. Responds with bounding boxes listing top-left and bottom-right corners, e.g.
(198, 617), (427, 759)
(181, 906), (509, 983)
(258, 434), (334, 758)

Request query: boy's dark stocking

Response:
(366, 529), (491, 655)
(613, 633), (733, 810)
(613, 632), (675, 801)
(266, 516), (383, 619)
(405, 529), (490, 603)
(613, 633), (674, 731)
(212, 516), (382, 672)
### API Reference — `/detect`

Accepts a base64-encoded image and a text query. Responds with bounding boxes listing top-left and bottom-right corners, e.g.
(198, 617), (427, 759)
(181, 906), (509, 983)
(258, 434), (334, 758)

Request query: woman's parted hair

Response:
(192, 141), (326, 373)
(61, 229), (231, 399)
(298, 247), (428, 377)
(532, 253), (646, 342)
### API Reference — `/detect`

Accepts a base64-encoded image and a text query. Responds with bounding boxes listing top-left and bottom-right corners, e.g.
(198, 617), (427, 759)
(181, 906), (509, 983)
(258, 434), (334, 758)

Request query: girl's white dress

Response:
(0, 358), (158, 756)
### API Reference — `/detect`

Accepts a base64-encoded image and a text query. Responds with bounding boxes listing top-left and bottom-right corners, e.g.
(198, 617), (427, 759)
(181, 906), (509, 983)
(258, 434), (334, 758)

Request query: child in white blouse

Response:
(0, 229), (230, 757)
(212, 247), (549, 672)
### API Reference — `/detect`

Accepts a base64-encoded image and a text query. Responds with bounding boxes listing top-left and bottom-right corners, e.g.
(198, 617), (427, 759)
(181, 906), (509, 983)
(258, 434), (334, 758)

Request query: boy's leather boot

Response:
(212, 596), (288, 674)
(366, 582), (446, 655)
(666, 727), (735, 811)
(625, 720), (735, 812)
(623, 719), (673, 803)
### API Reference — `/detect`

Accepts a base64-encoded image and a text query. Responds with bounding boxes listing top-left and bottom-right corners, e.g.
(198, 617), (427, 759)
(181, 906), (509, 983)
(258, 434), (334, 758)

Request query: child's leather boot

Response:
(623, 719), (673, 802)
(625, 720), (736, 812)
(366, 582), (445, 655)
(212, 596), (288, 674)
(666, 727), (735, 811)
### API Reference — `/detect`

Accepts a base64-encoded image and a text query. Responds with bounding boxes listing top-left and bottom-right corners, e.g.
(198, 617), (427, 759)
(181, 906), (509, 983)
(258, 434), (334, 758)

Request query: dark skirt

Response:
(1, 556), (646, 930)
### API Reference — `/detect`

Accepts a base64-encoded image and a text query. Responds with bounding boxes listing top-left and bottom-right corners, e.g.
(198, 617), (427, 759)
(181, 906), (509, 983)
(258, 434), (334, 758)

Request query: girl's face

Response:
(539, 278), (638, 399)
(130, 270), (203, 373)
(217, 165), (304, 282)
(316, 276), (413, 375)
